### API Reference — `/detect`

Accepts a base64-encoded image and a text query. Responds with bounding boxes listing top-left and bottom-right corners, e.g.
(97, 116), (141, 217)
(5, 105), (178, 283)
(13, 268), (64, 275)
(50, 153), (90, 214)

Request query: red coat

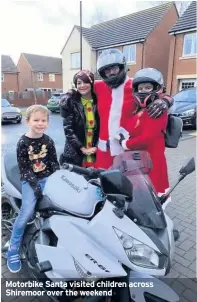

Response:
(122, 110), (169, 194)
(93, 77), (173, 177)
(94, 77), (134, 169)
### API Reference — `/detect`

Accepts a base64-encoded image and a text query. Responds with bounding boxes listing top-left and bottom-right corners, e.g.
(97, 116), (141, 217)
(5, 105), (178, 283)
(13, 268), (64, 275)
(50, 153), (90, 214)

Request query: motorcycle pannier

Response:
(163, 114), (183, 148)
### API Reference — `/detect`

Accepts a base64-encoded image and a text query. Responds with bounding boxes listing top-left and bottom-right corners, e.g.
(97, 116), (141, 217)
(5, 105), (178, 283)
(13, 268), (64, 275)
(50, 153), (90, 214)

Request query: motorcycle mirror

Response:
(179, 157), (195, 176)
(160, 157), (195, 205)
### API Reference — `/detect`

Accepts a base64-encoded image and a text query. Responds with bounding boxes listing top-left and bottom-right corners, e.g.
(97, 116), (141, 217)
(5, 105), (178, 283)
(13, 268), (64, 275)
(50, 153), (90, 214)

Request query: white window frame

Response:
(37, 72), (43, 81)
(70, 52), (80, 69)
(123, 44), (136, 63)
(183, 33), (197, 57)
(179, 78), (197, 91)
(49, 73), (55, 82)
(1, 73), (4, 82)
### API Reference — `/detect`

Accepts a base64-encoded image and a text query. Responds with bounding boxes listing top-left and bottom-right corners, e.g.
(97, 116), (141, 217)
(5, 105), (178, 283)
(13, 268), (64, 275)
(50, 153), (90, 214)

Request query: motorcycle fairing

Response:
(129, 271), (179, 302)
(35, 215), (127, 280)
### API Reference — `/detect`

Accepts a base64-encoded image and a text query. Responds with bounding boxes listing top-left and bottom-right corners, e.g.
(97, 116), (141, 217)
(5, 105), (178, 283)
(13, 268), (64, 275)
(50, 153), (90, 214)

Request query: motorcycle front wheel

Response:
(1, 183), (16, 251)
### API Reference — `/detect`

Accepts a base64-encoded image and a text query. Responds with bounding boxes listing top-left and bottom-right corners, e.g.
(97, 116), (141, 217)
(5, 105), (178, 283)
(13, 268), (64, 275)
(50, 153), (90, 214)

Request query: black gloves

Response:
(119, 133), (126, 146)
(147, 99), (168, 118)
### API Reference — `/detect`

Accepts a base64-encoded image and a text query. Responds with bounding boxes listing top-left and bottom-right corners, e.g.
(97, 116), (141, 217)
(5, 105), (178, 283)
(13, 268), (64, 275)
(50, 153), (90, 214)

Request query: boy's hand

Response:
(147, 99), (168, 118)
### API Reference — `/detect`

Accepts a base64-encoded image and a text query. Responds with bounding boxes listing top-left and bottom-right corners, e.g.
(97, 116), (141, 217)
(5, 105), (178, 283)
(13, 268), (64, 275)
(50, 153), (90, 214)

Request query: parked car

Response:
(171, 87), (196, 129)
(47, 93), (64, 113)
(1, 99), (22, 124)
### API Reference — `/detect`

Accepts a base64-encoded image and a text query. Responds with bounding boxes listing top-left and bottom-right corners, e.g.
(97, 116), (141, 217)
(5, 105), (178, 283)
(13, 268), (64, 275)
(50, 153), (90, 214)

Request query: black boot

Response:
(173, 229), (180, 242)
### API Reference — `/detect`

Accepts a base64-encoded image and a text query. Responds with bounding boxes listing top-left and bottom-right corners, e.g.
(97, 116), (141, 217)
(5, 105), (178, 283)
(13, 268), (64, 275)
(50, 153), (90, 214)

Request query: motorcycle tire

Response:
(1, 184), (17, 253)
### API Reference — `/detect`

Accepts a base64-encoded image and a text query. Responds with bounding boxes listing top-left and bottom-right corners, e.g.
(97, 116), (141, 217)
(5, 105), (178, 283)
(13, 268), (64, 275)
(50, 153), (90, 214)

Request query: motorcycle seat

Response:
(3, 153), (22, 194)
(36, 195), (67, 212)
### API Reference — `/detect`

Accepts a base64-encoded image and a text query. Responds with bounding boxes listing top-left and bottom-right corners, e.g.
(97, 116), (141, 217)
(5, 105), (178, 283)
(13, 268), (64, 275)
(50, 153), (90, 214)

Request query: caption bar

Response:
(5, 280), (154, 297)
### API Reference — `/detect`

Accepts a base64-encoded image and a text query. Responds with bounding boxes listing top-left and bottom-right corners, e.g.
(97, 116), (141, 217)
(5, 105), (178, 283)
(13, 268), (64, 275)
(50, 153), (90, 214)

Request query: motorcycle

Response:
(1, 150), (195, 302)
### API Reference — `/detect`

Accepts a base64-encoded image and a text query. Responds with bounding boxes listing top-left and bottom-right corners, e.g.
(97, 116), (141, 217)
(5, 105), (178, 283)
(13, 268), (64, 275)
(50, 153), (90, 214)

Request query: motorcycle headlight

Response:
(114, 228), (160, 269)
(181, 109), (195, 116)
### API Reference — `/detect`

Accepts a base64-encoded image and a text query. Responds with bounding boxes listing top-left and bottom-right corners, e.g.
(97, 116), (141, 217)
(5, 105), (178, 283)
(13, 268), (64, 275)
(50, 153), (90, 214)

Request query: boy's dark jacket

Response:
(60, 89), (100, 166)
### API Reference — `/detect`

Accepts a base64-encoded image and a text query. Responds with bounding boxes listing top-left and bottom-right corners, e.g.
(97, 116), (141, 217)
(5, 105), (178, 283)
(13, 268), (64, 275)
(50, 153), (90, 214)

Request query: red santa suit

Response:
(94, 76), (135, 169)
(121, 109), (169, 194)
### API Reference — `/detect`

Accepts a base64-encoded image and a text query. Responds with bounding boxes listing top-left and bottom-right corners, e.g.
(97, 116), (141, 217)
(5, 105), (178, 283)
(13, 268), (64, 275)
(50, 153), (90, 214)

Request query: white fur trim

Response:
(121, 140), (130, 150)
(108, 76), (129, 156)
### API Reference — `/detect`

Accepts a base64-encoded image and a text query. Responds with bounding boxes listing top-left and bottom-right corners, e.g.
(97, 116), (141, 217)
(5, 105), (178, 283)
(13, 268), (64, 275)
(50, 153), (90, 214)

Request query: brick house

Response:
(167, 1), (197, 94)
(61, 2), (178, 91)
(17, 53), (63, 92)
(1, 55), (19, 93)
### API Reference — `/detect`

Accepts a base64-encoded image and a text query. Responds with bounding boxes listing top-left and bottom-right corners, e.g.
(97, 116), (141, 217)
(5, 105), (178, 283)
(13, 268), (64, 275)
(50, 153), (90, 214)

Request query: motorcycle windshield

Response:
(110, 151), (167, 229)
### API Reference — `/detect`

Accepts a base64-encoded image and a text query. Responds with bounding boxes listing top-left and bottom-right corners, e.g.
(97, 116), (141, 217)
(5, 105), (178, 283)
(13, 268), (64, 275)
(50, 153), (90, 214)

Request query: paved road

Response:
(1, 113), (197, 302)
(1, 113), (65, 156)
(1, 113), (196, 155)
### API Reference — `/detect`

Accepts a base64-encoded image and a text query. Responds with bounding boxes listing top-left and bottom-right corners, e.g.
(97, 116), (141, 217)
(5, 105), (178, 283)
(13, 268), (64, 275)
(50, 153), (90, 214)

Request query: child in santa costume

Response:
(117, 68), (170, 202)
(116, 68), (179, 240)
(94, 49), (173, 170)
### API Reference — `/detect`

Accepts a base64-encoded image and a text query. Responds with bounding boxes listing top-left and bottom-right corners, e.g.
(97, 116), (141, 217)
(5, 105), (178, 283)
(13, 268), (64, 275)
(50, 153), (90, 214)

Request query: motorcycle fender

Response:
(129, 271), (179, 302)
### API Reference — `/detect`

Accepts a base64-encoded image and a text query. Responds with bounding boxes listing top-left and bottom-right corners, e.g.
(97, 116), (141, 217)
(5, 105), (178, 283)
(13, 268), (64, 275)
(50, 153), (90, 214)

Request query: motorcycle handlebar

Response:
(62, 163), (105, 178)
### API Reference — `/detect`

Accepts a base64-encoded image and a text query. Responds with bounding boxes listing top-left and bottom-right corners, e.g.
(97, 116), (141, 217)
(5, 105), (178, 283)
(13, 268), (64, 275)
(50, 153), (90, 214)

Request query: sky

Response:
(0, 0), (159, 64)
(0, 1), (189, 65)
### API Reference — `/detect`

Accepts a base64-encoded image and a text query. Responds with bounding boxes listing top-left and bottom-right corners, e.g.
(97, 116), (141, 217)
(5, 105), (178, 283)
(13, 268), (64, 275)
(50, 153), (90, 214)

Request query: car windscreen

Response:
(1, 99), (11, 107)
(174, 88), (196, 103)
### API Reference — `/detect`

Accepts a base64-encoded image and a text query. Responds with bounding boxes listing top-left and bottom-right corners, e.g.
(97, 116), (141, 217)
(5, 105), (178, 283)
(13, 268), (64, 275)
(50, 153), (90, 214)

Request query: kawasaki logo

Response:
(61, 175), (82, 193)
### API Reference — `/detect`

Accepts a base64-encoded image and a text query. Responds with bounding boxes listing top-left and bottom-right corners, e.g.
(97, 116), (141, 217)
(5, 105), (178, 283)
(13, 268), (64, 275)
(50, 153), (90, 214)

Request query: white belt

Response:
(98, 138), (124, 156)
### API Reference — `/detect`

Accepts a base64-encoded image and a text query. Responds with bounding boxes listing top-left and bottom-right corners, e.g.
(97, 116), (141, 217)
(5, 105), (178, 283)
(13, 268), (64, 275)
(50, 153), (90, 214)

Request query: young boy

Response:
(7, 105), (60, 273)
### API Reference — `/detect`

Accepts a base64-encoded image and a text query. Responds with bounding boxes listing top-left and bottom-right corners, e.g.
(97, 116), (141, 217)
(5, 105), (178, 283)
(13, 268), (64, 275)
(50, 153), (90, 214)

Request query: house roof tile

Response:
(169, 1), (196, 33)
(22, 53), (62, 73)
(75, 2), (174, 49)
(1, 55), (18, 73)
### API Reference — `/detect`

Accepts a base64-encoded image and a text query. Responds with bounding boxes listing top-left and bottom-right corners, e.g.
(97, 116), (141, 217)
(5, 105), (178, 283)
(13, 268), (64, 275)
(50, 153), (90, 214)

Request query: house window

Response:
(49, 73), (55, 82)
(179, 79), (197, 91)
(183, 33), (197, 57)
(70, 52), (80, 69)
(1, 73), (4, 82)
(37, 73), (43, 81)
(123, 45), (136, 63)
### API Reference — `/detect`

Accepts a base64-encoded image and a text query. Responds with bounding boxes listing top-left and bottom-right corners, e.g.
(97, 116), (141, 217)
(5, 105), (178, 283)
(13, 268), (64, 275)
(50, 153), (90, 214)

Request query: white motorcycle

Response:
(2, 150), (195, 302)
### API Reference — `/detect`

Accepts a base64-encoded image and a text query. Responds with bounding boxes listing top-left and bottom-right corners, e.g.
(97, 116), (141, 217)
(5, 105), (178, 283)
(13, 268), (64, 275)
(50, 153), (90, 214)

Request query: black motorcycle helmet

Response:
(132, 68), (164, 108)
(97, 49), (127, 88)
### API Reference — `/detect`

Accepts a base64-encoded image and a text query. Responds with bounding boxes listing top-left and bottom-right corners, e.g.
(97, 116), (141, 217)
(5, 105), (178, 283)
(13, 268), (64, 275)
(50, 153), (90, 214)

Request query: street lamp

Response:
(80, 1), (82, 70)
